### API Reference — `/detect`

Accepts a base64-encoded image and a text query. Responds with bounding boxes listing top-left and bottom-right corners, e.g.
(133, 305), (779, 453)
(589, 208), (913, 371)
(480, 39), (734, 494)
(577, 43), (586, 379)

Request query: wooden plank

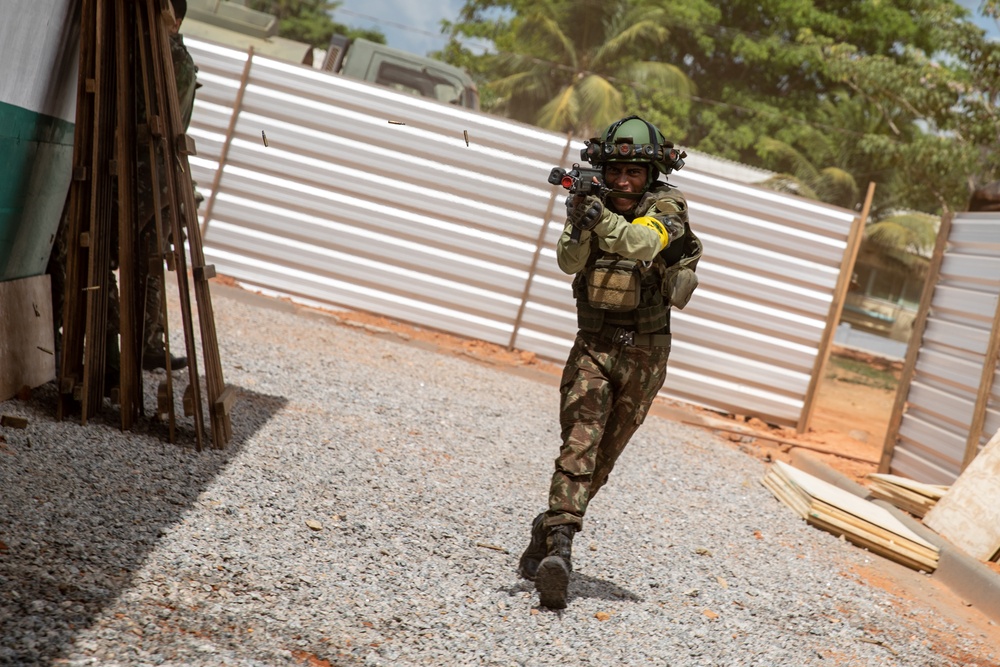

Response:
(761, 472), (810, 519)
(924, 429), (1000, 560)
(115, 0), (142, 429)
(799, 181), (874, 432)
(763, 464), (938, 571)
(866, 483), (935, 518)
(135, 0), (177, 442)
(0, 275), (57, 401)
(868, 473), (948, 500)
(807, 513), (938, 571)
(811, 501), (939, 563)
(772, 461), (936, 549)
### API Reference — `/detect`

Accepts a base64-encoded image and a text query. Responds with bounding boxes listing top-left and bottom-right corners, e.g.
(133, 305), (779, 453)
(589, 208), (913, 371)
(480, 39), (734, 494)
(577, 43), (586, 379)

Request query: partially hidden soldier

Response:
(136, 0), (202, 371)
(519, 116), (703, 609)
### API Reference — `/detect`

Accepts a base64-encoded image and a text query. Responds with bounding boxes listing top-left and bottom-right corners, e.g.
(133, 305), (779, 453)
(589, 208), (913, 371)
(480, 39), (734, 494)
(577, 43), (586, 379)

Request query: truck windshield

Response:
(375, 62), (471, 108)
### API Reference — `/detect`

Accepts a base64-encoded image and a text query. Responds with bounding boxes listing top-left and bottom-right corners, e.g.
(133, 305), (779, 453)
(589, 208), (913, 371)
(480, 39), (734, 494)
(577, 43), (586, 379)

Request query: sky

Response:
(331, 0), (1000, 57)
(332, 0), (468, 57)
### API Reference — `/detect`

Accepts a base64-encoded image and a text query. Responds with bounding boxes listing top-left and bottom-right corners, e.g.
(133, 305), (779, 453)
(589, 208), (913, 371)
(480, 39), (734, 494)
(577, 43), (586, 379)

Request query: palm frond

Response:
(536, 85), (580, 132)
(758, 173), (820, 200)
(574, 75), (624, 135)
(757, 138), (821, 184)
(618, 61), (694, 98)
(816, 167), (860, 209)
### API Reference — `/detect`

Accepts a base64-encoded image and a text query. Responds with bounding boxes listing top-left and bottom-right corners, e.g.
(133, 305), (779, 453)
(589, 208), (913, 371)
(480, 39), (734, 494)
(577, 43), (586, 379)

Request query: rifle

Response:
(548, 164), (610, 243)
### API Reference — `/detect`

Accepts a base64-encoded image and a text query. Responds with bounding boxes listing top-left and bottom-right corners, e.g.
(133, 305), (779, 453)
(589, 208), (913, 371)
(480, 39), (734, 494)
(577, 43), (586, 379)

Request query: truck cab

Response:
(182, 0), (479, 110)
(321, 35), (479, 111)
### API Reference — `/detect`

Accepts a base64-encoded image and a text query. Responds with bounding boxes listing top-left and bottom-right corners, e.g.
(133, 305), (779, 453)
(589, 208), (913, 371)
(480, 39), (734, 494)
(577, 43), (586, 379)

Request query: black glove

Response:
(567, 194), (604, 231)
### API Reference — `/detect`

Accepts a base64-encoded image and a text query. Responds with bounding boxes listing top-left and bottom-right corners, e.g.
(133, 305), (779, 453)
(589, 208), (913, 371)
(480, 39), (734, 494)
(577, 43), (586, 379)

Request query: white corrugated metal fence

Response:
(882, 211), (1000, 483)
(184, 39), (860, 428)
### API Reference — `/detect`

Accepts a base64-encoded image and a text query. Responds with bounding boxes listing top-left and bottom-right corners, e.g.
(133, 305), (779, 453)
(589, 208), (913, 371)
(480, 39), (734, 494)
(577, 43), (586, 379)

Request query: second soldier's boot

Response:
(535, 524), (574, 609)
(517, 512), (548, 580)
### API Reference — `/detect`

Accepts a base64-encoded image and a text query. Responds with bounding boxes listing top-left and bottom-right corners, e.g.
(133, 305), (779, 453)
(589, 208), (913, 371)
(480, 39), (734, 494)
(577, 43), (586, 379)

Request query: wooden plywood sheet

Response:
(763, 461), (939, 571)
(924, 429), (1000, 561)
(774, 461), (936, 549)
(0, 274), (56, 400)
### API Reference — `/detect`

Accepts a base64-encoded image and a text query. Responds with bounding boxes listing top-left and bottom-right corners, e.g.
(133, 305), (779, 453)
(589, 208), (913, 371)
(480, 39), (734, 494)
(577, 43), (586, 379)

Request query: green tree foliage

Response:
(444, 0), (1000, 216)
(860, 212), (940, 278)
(442, 0), (702, 136)
(246, 0), (385, 48)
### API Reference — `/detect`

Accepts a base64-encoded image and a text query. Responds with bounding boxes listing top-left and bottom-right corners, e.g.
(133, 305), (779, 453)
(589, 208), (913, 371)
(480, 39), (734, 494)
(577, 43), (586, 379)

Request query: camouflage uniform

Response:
(545, 182), (703, 531)
(137, 33), (200, 356)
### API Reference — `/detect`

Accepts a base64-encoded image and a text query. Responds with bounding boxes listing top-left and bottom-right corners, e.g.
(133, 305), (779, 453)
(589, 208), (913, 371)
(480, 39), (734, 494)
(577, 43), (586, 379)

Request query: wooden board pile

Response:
(865, 473), (948, 518)
(60, 0), (233, 449)
(763, 461), (939, 572)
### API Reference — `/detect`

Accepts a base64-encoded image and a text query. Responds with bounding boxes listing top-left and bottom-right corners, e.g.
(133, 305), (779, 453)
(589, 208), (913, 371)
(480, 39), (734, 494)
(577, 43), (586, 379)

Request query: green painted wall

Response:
(0, 100), (75, 281)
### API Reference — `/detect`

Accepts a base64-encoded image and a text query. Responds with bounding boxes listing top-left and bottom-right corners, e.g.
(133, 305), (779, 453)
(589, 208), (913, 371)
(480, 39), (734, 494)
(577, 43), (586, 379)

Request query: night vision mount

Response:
(580, 117), (687, 175)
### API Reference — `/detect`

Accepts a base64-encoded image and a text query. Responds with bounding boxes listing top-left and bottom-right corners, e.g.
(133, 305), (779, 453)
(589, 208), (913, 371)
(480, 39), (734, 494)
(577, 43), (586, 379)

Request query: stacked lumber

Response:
(59, 0), (233, 448)
(763, 461), (939, 572)
(866, 473), (948, 518)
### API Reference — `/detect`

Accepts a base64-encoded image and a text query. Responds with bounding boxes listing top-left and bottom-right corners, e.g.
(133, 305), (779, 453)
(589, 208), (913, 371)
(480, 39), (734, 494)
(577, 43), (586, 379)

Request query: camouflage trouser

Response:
(545, 332), (671, 531)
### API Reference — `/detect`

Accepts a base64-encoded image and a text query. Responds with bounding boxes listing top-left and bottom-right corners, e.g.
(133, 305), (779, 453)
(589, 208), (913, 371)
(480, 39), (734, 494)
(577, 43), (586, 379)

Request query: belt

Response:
(591, 325), (671, 348)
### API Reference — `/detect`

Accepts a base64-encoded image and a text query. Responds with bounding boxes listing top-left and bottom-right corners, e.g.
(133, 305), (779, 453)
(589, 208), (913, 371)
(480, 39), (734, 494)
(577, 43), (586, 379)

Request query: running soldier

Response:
(519, 116), (703, 609)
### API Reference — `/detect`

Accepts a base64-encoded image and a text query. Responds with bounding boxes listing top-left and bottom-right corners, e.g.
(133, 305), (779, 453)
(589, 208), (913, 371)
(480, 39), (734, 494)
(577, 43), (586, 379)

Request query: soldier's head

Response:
(581, 115), (685, 212)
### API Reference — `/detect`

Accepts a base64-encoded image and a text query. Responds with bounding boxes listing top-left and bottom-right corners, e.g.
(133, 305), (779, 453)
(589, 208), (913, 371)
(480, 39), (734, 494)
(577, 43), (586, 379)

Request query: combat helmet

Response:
(581, 115), (686, 189)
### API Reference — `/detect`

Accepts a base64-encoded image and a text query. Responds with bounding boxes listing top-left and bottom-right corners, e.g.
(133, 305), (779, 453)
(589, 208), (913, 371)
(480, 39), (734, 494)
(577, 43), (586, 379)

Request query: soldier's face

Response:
(604, 163), (647, 213)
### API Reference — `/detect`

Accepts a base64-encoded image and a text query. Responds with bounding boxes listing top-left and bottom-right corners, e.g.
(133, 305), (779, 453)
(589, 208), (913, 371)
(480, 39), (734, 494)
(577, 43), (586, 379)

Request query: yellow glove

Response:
(632, 216), (669, 250)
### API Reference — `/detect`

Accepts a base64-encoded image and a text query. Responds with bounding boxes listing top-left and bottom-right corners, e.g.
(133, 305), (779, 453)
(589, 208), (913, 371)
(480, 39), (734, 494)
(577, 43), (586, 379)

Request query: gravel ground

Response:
(1, 287), (998, 666)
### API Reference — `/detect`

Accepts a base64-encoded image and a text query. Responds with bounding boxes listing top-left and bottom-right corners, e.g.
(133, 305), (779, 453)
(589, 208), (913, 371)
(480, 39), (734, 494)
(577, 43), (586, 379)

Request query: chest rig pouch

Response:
(586, 258), (642, 311)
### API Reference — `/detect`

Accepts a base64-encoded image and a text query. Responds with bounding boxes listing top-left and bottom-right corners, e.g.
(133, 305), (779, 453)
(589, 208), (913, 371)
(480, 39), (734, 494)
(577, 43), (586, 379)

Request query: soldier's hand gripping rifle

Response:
(548, 164), (610, 244)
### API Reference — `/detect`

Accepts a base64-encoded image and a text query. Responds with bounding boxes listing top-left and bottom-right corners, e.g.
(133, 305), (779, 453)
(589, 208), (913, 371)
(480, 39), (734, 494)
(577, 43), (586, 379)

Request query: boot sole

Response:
(535, 556), (569, 609)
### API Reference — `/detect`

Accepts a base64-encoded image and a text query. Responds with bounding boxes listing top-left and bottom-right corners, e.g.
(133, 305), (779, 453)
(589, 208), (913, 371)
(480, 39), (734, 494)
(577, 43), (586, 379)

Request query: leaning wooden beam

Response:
(798, 181), (875, 433)
(115, 0), (143, 428)
(58, 0), (98, 421)
(140, 0), (206, 449)
(82, 0), (119, 421)
(150, 0), (233, 448)
(134, 0), (178, 441)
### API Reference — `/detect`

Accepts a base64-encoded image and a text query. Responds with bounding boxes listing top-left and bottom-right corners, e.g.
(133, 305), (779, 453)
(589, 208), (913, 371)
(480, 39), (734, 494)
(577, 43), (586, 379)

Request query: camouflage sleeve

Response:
(556, 221), (593, 274)
(170, 35), (198, 130)
(589, 208), (666, 262)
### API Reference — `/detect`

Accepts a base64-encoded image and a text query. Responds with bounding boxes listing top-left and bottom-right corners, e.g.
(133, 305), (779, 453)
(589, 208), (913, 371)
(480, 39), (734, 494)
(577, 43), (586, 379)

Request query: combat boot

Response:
(142, 346), (188, 371)
(535, 524), (574, 609)
(517, 512), (548, 580)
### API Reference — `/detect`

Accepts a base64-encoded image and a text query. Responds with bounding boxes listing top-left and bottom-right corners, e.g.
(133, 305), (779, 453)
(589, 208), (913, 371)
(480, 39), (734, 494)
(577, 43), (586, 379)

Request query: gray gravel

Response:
(1, 288), (996, 666)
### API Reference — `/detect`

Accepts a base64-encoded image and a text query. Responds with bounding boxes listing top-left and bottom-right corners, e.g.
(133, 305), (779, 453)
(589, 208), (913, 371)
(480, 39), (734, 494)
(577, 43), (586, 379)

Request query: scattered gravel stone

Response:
(1, 289), (996, 666)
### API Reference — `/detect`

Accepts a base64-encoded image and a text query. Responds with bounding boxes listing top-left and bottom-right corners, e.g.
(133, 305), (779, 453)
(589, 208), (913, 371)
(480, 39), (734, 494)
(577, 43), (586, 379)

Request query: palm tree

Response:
(860, 212), (939, 278)
(756, 137), (860, 210)
(484, 0), (693, 137)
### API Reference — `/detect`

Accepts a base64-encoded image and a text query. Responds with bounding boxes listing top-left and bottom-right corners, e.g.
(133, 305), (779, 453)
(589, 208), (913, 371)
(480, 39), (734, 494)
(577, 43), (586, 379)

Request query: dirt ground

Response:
(277, 297), (1000, 664)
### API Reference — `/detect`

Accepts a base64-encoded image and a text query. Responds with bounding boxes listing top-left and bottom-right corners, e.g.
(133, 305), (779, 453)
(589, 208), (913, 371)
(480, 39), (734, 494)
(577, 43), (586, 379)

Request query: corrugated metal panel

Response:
(184, 38), (858, 427)
(886, 212), (1000, 483)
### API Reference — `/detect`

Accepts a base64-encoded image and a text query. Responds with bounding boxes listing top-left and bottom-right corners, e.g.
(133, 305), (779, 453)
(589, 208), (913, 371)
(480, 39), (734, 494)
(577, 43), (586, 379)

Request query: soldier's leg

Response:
(545, 336), (616, 530)
(589, 345), (670, 499)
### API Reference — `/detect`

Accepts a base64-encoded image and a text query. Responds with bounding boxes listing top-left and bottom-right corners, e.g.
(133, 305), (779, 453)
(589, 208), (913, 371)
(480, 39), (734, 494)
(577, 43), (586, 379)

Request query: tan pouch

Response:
(587, 258), (641, 311)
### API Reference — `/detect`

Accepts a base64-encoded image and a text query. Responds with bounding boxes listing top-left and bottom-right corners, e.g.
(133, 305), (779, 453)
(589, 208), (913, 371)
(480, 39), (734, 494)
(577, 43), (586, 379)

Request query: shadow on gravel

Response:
(0, 381), (287, 666)
(503, 573), (643, 606)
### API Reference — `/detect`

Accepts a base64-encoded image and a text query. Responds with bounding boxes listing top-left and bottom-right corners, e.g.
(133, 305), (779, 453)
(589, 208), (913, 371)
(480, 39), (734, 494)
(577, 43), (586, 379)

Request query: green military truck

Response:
(183, 0), (479, 110)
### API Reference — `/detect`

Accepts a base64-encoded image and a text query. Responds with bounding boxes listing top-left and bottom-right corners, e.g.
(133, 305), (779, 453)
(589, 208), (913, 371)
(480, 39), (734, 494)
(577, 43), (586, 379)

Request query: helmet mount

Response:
(580, 115), (686, 189)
